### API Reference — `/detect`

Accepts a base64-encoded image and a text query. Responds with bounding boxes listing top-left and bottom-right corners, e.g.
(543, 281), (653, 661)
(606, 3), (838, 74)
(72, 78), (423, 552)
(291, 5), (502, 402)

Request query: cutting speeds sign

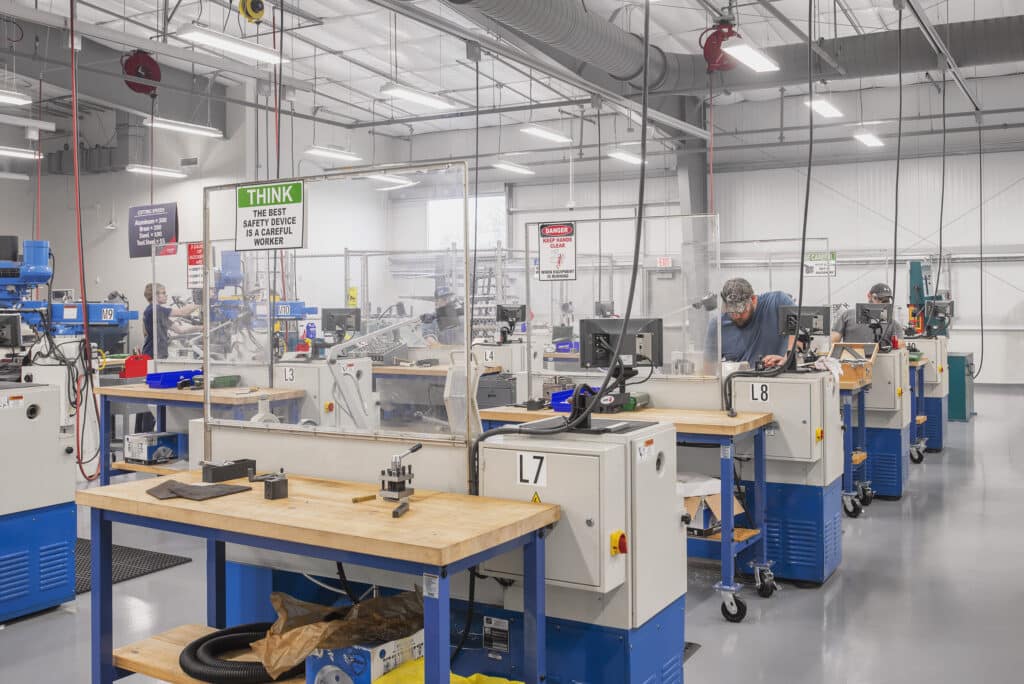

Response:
(186, 243), (204, 289)
(235, 181), (305, 251)
(538, 222), (577, 281)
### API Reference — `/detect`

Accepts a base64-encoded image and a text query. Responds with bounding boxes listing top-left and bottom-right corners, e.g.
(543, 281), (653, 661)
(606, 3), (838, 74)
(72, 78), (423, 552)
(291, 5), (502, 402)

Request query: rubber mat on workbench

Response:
(74, 538), (191, 594)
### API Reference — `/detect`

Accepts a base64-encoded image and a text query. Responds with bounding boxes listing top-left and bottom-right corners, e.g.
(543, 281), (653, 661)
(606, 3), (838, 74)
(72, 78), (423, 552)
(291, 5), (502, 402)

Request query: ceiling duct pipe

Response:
(414, 0), (693, 91)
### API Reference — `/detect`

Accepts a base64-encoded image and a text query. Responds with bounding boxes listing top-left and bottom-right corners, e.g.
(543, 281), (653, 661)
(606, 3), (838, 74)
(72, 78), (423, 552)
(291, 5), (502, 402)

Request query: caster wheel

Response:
(859, 488), (875, 507)
(721, 596), (747, 623)
(910, 448), (924, 464)
(755, 568), (776, 598)
(843, 497), (863, 518)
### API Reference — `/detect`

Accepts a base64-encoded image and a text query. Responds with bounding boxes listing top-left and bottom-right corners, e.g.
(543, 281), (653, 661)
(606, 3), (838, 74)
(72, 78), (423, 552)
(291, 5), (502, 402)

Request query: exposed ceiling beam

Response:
(835, 0), (865, 36)
(346, 97), (590, 129)
(904, 0), (982, 117)
(755, 0), (846, 76)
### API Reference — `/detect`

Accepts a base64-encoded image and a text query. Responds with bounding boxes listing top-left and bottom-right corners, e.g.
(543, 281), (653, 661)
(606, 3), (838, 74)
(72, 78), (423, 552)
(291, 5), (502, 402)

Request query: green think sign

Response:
(237, 181), (303, 208)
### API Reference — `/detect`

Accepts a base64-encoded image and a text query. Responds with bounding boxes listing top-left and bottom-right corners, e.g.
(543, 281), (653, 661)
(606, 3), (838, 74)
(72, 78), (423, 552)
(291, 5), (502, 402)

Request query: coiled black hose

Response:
(178, 622), (305, 683)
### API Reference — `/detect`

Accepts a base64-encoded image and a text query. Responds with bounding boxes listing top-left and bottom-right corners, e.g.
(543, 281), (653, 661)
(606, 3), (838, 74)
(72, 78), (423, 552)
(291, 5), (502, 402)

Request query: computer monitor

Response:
(322, 308), (361, 335)
(856, 303), (893, 326)
(0, 236), (17, 263)
(580, 318), (663, 369)
(593, 301), (615, 318)
(496, 305), (526, 327)
(51, 289), (75, 302)
(778, 306), (830, 336)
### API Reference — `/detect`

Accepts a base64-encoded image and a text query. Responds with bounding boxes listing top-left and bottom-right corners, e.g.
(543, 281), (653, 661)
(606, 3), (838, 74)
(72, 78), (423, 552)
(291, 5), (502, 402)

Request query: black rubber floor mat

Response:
(684, 641), (702, 662)
(75, 538), (192, 594)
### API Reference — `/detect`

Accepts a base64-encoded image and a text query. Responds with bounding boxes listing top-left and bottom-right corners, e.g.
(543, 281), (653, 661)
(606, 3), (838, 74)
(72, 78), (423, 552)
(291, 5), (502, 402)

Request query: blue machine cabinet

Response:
(922, 396), (948, 452)
(0, 502), (76, 623)
(865, 426), (910, 498)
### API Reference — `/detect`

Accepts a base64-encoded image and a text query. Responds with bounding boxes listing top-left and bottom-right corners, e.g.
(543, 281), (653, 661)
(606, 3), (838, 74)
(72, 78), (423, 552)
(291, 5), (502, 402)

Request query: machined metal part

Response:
(379, 443), (422, 503)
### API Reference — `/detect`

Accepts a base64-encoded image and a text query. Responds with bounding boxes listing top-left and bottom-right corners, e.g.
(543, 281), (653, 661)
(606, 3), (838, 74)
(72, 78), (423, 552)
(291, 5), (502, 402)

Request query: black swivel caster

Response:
(843, 496), (863, 518)
(721, 595), (747, 623)
(910, 447), (925, 464)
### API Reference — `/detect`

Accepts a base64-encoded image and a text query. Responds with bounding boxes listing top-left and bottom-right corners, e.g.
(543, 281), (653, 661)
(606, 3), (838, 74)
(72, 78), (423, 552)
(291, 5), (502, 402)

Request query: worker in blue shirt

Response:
(705, 278), (796, 369)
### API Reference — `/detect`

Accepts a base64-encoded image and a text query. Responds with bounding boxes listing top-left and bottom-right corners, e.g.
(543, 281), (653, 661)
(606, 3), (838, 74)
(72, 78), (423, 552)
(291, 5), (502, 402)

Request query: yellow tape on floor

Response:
(377, 658), (523, 684)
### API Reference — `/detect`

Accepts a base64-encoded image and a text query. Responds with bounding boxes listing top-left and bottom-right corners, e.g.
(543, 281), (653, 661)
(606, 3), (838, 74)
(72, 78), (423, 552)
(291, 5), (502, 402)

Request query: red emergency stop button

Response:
(324, 402), (335, 413)
(610, 530), (628, 556)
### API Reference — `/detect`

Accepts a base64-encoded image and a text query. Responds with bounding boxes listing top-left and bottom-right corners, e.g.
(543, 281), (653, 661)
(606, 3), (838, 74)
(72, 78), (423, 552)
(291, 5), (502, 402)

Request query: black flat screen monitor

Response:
(778, 306), (830, 336)
(579, 318), (663, 368)
(322, 308), (361, 335)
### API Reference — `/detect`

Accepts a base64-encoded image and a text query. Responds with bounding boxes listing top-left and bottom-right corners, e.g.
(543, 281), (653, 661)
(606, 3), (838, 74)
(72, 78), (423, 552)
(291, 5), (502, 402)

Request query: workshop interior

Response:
(0, 0), (1013, 683)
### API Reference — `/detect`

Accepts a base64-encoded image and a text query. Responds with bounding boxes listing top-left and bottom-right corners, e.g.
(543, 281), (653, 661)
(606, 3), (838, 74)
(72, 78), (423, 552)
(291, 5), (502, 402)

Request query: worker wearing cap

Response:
(706, 278), (796, 369)
(831, 282), (904, 344)
(420, 285), (464, 347)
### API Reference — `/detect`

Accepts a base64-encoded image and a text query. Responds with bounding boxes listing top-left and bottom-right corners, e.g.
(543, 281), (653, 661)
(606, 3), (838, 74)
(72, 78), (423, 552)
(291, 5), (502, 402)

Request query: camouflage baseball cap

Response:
(721, 278), (755, 314)
(869, 282), (893, 303)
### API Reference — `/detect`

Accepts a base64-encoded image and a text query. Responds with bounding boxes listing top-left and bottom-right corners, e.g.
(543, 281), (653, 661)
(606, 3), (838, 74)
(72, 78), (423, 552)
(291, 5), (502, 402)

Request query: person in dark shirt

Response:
(141, 282), (199, 359)
(831, 283), (904, 344)
(705, 278), (796, 369)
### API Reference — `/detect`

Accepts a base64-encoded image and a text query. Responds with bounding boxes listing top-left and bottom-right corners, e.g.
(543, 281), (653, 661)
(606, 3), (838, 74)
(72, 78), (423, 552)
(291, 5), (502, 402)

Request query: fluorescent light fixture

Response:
(368, 173), (412, 185)
(721, 40), (780, 73)
(0, 89), (32, 106)
(805, 99), (843, 118)
(375, 181), (419, 192)
(853, 131), (885, 148)
(492, 161), (536, 176)
(0, 172), (30, 181)
(0, 145), (41, 160)
(520, 124), (572, 145)
(125, 163), (188, 179)
(608, 149), (646, 165)
(305, 144), (362, 162)
(380, 83), (455, 110)
(144, 116), (223, 138)
(178, 25), (287, 65)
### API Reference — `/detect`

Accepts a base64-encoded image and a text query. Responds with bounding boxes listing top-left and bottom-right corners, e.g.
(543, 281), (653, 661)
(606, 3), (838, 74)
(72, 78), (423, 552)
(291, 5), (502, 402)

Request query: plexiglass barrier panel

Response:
(514, 215), (721, 399)
(200, 163), (473, 441)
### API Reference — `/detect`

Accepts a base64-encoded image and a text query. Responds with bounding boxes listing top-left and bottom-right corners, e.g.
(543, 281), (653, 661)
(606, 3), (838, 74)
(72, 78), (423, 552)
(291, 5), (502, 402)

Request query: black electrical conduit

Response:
(178, 623), (305, 683)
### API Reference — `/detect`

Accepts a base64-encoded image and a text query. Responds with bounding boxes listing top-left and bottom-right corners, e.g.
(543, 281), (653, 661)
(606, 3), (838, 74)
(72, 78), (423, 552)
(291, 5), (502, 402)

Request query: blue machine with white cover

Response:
(863, 348), (912, 497)
(0, 382), (75, 623)
(911, 337), (949, 452)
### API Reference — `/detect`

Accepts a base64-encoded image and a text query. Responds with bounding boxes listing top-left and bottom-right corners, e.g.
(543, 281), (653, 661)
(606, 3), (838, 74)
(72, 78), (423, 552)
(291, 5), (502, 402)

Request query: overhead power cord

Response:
(973, 123), (985, 380)
(891, 8), (904, 305)
(452, 0), (657, 667)
(722, 0), (816, 415)
(934, 69), (947, 294)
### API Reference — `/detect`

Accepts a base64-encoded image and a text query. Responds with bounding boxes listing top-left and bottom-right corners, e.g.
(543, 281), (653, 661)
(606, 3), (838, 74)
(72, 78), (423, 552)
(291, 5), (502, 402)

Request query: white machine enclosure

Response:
(273, 357), (379, 430)
(912, 337), (949, 398)
(0, 383), (71, 517)
(732, 372), (843, 487)
(864, 348), (912, 430)
(479, 423), (686, 629)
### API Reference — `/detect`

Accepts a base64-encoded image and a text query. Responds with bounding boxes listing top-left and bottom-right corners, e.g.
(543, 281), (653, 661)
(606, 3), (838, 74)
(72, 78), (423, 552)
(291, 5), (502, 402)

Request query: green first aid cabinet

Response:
(948, 352), (975, 422)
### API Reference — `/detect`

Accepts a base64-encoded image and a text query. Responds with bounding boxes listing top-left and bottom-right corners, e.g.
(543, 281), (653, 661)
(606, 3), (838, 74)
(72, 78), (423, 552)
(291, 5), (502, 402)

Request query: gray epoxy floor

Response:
(1, 387), (1022, 683)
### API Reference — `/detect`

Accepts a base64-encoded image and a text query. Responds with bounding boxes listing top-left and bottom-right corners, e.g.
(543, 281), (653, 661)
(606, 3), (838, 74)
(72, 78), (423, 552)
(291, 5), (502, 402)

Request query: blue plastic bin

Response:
(551, 386), (595, 413)
(146, 369), (202, 389)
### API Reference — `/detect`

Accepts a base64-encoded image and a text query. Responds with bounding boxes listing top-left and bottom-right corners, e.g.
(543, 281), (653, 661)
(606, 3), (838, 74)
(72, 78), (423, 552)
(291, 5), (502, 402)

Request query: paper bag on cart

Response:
(250, 589), (424, 679)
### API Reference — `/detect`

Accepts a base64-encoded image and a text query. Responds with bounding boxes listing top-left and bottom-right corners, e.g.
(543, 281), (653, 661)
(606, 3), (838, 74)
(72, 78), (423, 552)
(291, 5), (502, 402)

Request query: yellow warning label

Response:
(531, 492), (542, 504)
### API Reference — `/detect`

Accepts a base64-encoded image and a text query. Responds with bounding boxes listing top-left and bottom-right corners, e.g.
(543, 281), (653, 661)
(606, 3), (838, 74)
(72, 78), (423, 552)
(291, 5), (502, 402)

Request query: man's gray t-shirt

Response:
(832, 308), (903, 343)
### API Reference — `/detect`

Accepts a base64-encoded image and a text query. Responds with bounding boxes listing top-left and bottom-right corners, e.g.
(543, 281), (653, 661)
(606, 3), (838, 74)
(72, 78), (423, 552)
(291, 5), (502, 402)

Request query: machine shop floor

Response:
(1, 387), (1021, 683)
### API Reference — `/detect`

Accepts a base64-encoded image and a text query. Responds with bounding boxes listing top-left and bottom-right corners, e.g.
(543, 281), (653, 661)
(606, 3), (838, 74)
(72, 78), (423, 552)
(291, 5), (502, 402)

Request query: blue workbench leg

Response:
(857, 389), (867, 452)
(155, 404), (167, 432)
(753, 429), (767, 569)
(842, 394), (854, 494)
(717, 441), (736, 590)
(100, 397), (111, 485)
(207, 539), (226, 629)
(422, 571), (451, 684)
(289, 400), (299, 424)
(91, 509), (114, 684)
(523, 530), (547, 683)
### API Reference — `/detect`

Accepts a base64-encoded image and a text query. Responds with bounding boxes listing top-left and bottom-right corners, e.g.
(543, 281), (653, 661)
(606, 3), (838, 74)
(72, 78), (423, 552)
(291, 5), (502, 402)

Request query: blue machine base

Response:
(865, 426), (910, 498)
(0, 502), (76, 623)
(725, 479), (842, 585)
(923, 395), (948, 451)
(226, 562), (685, 684)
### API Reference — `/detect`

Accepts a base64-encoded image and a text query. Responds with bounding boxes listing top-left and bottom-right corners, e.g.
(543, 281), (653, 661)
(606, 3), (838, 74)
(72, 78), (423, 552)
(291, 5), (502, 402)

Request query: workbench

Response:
(479, 404), (775, 621)
(77, 472), (559, 684)
(840, 378), (872, 517)
(373, 364), (503, 377)
(908, 357), (929, 461)
(94, 384), (306, 484)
